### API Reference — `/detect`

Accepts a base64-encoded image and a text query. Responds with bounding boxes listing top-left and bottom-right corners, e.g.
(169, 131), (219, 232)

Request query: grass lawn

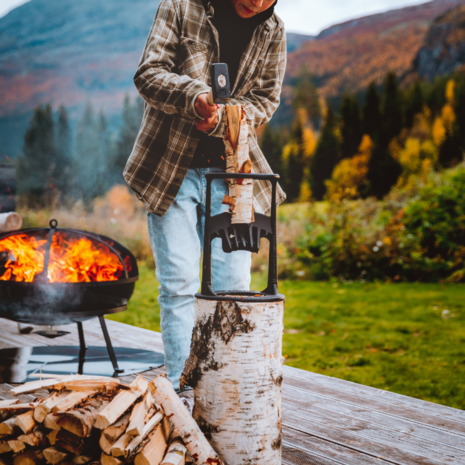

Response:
(108, 263), (465, 409)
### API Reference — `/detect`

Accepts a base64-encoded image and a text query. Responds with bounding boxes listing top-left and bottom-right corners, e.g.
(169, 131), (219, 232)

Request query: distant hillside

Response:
(411, 4), (465, 80)
(285, 0), (465, 101)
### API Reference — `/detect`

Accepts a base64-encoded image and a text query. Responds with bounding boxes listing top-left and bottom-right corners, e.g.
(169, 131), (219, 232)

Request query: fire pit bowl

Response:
(0, 220), (138, 325)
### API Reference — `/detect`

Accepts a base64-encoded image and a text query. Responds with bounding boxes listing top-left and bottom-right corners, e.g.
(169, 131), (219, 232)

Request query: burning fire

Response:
(0, 233), (125, 283)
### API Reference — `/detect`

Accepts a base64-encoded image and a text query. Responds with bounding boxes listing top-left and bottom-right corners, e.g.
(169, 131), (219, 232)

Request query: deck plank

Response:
(0, 317), (463, 465)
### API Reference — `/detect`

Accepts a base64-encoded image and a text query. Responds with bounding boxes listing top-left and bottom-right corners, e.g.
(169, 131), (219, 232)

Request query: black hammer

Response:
(207, 63), (231, 105)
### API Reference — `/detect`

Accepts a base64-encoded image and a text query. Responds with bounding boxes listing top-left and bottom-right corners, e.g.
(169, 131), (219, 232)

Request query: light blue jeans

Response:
(147, 168), (252, 389)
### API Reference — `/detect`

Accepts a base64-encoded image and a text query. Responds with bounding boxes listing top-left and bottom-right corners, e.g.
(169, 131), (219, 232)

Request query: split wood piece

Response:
(0, 440), (12, 454)
(101, 453), (123, 465)
(47, 430), (60, 446)
(35, 391), (71, 422)
(0, 399), (20, 409)
(7, 439), (26, 453)
(15, 410), (36, 434)
(160, 439), (187, 465)
(0, 403), (38, 413)
(52, 391), (95, 414)
(134, 417), (170, 465)
(44, 414), (61, 431)
(12, 376), (127, 396)
(223, 105), (253, 225)
(0, 416), (19, 435)
(17, 429), (46, 447)
(95, 376), (148, 430)
(149, 376), (222, 465)
(127, 390), (155, 437)
(0, 212), (22, 233)
(43, 447), (68, 465)
(57, 398), (110, 438)
(99, 414), (130, 455)
(111, 411), (163, 458)
(71, 453), (95, 465)
(13, 450), (39, 465)
(55, 429), (85, 455)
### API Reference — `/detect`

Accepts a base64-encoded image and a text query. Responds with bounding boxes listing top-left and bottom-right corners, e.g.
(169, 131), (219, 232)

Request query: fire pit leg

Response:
(98, 316), (124, 375)
(77, 322), (87, 374)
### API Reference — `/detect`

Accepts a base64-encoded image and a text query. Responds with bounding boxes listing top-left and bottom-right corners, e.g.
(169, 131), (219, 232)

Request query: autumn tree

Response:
(340, 94), (363, 159)
(17, 104), (57, 205)
(310, 105), (339, 200)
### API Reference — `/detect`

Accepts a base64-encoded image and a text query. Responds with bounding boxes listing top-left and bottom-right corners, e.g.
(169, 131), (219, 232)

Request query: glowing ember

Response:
(0, 234), (46, 282)
(0, 233), (125, 283)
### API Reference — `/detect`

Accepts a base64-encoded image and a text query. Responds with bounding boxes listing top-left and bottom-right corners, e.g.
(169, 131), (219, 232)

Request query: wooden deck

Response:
(0, 317), (464, 465)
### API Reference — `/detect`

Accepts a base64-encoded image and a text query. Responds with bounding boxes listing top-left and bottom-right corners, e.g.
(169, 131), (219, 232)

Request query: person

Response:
(123, 0), (287, 392)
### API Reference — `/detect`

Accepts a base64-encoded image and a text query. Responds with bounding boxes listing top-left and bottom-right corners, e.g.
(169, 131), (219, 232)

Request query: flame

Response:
(0, 234), (46, 282)
(0, 232), (125, 283)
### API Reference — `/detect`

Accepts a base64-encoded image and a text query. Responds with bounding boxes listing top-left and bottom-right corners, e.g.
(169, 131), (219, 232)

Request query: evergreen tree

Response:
(292, 70), (321, 128)
(340, 94), (362, 159)
(73, 100), (104, 201)
(310, 106), (339, 200)
(362, 82), (381, 140)
(405, 80), (424, 128)
(114, 94), (144, 182)
(455, 78), (465, 151)
(380, 72), (403, 145)
(260, 124), (284, 176)
(285, 145), (304, 201)
(55, 105), (72, 196)
(438, 126), (462, 168)
(17, 104), (56, 205)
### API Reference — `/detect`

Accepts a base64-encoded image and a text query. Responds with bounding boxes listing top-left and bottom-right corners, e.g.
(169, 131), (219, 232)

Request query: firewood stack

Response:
(0, 374), (221, 465)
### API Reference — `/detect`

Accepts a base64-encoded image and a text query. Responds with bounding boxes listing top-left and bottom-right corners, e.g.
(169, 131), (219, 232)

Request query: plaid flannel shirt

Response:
(123, 0), (287, 217)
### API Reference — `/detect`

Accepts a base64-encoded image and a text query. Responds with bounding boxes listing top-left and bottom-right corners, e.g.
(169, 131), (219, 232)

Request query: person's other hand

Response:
(195, 112), (218, 132)
(195, 93), (218, 120)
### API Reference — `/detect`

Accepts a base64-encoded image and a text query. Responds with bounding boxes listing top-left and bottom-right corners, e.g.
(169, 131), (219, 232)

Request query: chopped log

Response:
(160, 440), (187, 465)
(100, 453), (123, 465)
(17, 429), (46, 447)
(47, 429), (60, 446)
(44, 414), (61, 431)
(35, 391), (71, 422)
(0, 403), (38, 414)
(111, 412), (164, 458)
(0, 212), (22, 233)
(126, 390), (154, 437)
(15, 410), (36, 434)
(43, 447), (68, 465)
(12, 376), (126, 396)
(134, 417), (170, 465)
(52, 391), (95, 414)
(149, 376), (222, 465)
(95, 376), (148, 430)
(7, 439), (26, 453)
(0, 416), (19, 435)
(0, 399), (20, 409)
(0, 440), (12, 454)
(99, 414), (130, 455)
(71, 453), (94, 465)
(13, 450), (38, 465)
(55, 430), (85, 455)
(57, 398), (110, 438)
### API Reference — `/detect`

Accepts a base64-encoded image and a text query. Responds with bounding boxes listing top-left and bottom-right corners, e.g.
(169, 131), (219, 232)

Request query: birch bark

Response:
(181, 299), (284, 465)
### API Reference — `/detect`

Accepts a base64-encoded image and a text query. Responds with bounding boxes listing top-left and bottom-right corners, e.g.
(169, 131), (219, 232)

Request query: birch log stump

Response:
(181, 299), (284, 465)
(222, 106), (254, 225)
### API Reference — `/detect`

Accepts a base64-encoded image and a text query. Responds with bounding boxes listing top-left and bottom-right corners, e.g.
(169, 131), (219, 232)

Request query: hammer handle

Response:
(207, 88), (215, 106)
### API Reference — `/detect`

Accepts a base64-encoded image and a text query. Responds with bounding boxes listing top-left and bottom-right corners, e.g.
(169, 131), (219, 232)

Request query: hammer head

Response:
(210, 63), (231, 104)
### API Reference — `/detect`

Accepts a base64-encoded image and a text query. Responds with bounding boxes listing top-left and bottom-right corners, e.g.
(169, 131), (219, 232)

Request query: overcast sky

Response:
(0, 0), (429, 35)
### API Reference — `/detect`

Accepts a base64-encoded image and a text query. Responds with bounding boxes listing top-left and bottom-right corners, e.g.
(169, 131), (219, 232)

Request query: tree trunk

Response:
(223, 106), (254, 225)
(181, 299), (284, 465)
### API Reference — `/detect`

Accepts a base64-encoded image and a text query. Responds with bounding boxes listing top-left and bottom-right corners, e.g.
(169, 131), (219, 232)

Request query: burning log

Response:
(223, 105), (254, 225)
(95, 376), (147, 430)
(181, 299), (285, 465)
(160, 440), (187, 465)
(149, 376), (222, 465)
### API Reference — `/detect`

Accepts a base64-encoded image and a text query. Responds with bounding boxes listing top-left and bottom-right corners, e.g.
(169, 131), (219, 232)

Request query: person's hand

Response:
(195, 112), (218, 132)
(195, 93), (218, 120)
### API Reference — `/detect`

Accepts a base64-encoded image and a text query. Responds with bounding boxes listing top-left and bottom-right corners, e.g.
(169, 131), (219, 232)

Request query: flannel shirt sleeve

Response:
(207, 24), (287, 137)
(133, 0), (210, 121)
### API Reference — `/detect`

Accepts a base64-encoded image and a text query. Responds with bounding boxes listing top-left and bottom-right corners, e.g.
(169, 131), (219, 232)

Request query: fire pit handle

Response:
(49, 219), (58, 229)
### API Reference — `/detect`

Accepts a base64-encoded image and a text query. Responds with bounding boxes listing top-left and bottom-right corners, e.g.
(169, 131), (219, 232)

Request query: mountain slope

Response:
(285, 0), (465, 99)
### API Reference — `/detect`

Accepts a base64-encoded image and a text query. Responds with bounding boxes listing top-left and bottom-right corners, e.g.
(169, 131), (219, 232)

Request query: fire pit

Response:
(0, 220), (164, 381)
